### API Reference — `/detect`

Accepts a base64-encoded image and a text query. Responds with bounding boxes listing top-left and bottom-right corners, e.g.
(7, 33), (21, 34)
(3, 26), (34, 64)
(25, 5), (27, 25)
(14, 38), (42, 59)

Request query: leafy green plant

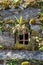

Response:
(7, 59), (19, 65)
(39, 46), (43, 51)
(15, 16), (23, 25)
(0, 45), (3, 49)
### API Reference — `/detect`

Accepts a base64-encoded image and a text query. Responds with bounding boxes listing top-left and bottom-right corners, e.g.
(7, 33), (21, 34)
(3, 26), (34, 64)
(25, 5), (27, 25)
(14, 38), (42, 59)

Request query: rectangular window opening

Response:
(19, 41), (23, 44)
(25, 33), (28, 40)
(19, 35), (23, 40)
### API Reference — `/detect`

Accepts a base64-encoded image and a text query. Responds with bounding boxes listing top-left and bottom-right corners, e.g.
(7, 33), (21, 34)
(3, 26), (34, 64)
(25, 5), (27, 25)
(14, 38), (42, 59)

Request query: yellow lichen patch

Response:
(39, 17), (43, 23)
(13, 0), (22, 8)
(3, 19), (14, 24)
(0, 0), (12, 9)
(21, 61), (30, 65)
(32, 30), (39, 36)
(1, 26), (6, 31)
(22, 0), (38, 7)
(29, 18), (36, 25)
(13, 43), (26, 50)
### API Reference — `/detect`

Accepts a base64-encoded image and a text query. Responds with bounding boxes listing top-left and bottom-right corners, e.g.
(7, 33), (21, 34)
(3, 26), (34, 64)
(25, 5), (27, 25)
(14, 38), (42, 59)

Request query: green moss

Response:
(39, 46), (43, 51)
(40, 25), (43, 30)
(0, 28), (2, 35)
(0, 45), (3, 49)
(38, 2), (43, 7)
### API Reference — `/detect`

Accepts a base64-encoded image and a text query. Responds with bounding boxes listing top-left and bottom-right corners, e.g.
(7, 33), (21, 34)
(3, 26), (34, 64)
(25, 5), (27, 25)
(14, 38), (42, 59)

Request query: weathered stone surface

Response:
(0, 8), (40, 20)
(0, 35), (14, 47)
(0, 50), (43, 61)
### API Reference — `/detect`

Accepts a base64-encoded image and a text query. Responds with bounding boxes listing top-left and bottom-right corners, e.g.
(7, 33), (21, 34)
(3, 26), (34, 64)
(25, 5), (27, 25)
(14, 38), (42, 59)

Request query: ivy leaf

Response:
(19, 16), (22, 25)
(15, 16), (22, 25)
